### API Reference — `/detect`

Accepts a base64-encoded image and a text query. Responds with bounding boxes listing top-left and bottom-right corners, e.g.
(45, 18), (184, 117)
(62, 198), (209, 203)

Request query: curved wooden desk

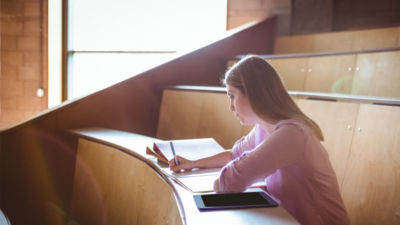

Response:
(68, 128), (299, 225)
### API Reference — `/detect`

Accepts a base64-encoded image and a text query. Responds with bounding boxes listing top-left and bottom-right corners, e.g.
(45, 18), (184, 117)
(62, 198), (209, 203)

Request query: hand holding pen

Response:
(168, 142), (196, 173)
(170, 141), (179, 166)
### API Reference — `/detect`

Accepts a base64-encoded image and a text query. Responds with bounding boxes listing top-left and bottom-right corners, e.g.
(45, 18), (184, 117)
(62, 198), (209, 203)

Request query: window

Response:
(66, 0), (227, 99)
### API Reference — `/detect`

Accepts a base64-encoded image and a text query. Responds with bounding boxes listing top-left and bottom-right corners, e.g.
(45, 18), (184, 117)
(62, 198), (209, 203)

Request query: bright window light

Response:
(68, 0), (227, 99)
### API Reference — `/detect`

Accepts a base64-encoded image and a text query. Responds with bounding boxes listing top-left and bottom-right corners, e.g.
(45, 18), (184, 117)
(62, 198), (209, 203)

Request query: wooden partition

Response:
(352, 51), (400, 98)
(70, 138), (182, 225)
(157, 90), (253, 149)
(352, 27), (400, 51)
(268, 58), (308, 91)
(304, 54), (356, 94)
(341, 104), (400, 225)
(314, 31), (354, 52)
(274, 26), (400, 54)
(273, 34), (315, 54)
(228, 49), (400, 98)
(297, 100), (359, 190)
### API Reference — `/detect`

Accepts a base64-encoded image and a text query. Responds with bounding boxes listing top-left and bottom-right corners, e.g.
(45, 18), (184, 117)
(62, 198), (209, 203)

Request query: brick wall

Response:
(1, 0), (48, 129)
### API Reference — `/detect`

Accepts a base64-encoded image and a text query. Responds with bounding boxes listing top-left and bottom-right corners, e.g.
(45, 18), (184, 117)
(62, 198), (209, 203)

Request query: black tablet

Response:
(193, 191), (278, 211)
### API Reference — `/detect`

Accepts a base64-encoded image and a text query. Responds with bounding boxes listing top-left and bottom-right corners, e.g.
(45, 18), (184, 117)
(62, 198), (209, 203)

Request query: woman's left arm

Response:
(217, 124), (306, 193)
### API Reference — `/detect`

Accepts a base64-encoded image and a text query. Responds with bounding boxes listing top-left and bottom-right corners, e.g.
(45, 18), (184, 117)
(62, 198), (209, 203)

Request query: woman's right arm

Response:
(169, 125), (260, 173)
(168, 150), (233, 173)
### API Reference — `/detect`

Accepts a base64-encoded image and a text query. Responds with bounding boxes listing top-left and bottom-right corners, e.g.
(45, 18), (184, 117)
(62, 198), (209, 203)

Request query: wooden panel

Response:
(314, 31), (354, 52)
(45, 202), (65, 225)
(227, 60), (237, 69)
(158, 90), (245, 149)
(165, 192), (184, 225)
(305, 54), (356, 94)
(104, 149), (148, 225)
(157, 90), (204, 140)
(197, 92), (242, 149)
(268, 58), (308, 91)
(137, 166), (176, 225)
(298, 100), (359, 189)
(70, 139), (183, 225)
(274, 35), (315, 54)
(398, 28), (400, 46)
(352, 27), (399, 50)
(341, 104), (400, 225)
(70, 139), (115, 225)
(291, 96), (298, 105)
(352, 51), (400, 98)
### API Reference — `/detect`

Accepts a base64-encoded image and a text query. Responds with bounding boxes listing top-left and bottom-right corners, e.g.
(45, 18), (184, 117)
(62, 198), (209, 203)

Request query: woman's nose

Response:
(229, 103), (234, 111)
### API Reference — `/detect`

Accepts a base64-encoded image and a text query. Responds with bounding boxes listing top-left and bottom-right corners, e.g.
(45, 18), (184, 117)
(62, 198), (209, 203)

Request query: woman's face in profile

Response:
(226, 85), (258, 126)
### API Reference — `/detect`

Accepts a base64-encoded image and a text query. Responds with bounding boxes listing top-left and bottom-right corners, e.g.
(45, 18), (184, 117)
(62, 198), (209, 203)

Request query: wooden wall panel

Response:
(352, 51), (400, 98)
(227, 0), (291, 36)
(274, 35), (315, 54)
(398, 28), (400, 46)
(157, 90), (256, 149)
(227, 59), (237, 69)
(104, 148), (147, 225)
(157, 90), (205, 140)
(352, 27), (399, 50)
(291, 96), (298, 105)
(268, 58), (308, 91)
(341, 104), (400, 225)
(70, 139), (182, 225)
(298, 100), (359, 189)
(166, 192), (184, 225)
(305, 54), (356, 94)
(70, 139), (115, 225)
(197, 92), (242, 149)
(45, 203), (64, 225)
(314, 31), (354, 52)
(0, 115), (77, 225)
(274, 26), (400, 54)
(137, 166), (177, 225)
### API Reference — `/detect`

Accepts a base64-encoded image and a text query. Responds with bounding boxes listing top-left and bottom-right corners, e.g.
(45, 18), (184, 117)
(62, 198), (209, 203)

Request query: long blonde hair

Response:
(223, 55), (324, 141)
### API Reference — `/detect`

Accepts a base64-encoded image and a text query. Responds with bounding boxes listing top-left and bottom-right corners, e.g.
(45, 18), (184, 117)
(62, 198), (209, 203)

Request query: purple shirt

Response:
(219, 119), (351, 225)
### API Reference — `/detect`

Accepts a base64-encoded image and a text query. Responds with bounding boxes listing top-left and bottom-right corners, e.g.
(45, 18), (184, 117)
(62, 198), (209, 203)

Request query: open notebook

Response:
(147, 138), (225, 163)
(147, 138), (265, 193)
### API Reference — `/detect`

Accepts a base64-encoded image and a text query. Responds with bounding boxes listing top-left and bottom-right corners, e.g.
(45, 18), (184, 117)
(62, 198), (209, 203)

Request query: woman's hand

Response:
(168, 155), (196, 173)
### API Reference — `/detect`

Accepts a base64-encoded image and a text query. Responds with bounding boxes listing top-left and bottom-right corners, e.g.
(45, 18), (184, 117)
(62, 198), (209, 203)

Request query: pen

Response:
(170, 141), (179, 165)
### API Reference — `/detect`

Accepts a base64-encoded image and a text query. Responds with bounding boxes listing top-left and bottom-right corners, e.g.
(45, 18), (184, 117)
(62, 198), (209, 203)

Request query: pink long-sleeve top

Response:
(219, 119), (351, 225)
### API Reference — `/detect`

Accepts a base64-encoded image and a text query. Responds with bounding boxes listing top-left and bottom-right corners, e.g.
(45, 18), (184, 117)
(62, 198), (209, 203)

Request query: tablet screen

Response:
(202, 192), (269, 207)
(194, 191), (278, 210)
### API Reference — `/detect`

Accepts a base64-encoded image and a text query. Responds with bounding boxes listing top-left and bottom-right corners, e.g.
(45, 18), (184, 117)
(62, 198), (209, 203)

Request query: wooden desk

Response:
(68, 127), (299, 225)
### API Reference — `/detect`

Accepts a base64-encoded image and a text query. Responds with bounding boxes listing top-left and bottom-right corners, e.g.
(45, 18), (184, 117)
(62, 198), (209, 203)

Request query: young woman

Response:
(169, 55), (351, 225)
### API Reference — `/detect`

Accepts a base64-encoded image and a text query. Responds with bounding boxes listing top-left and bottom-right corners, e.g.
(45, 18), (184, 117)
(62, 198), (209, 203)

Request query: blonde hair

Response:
(223, 55), (324, 141)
